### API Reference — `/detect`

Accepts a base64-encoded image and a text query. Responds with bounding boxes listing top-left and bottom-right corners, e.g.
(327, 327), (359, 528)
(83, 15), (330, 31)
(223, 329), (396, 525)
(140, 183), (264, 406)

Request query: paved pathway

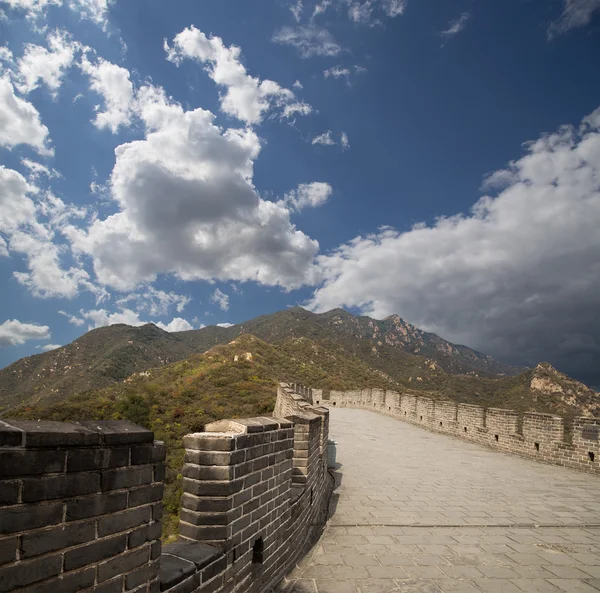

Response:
(278, 408), (600, 593)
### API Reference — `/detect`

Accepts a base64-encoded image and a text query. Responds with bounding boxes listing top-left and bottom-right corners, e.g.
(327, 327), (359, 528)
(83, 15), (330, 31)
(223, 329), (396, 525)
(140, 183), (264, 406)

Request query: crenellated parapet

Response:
(327, 389), (600, 475)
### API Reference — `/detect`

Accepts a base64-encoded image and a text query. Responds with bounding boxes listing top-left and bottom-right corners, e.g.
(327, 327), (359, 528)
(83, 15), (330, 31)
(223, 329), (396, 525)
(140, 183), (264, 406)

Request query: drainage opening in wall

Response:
(316, 400), (320, 404)
(420, 416), (423, 421)
(232, 547), (238, 564)
(439, 421), (443, 427)
(333, 402), (336, 406)
(495, 434), (499, 442)
(464, 427), (467, 432)
(252, 538), (264, 564)
(535, 443), (540, 451)
(404, 411), (407, 415)
(589, 452), (595, 462)
(389, 406), (391, 410)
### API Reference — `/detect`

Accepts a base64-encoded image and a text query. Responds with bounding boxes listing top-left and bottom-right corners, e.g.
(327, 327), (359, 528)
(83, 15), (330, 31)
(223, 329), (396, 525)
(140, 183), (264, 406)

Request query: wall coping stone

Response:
(159, 553), (197, 590)
(0, 419), (154, 447)
(162, 540), (220, 569)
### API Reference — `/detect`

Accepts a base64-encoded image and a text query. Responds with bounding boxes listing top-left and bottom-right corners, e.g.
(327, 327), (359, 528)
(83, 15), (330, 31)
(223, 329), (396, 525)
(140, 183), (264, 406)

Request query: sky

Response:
(1, 0), (600, 387)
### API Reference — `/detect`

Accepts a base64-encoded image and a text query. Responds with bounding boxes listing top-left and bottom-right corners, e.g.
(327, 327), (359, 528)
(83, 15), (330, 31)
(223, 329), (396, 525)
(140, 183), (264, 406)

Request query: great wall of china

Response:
(1, 383), (599, 592)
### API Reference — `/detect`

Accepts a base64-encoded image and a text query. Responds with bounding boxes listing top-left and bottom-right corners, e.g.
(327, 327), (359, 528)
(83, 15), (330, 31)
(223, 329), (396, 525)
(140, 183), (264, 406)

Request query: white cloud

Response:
(293, 80), (303, 90)
(308, 105), (600, 379)
(165, 26), (311, 125)
(283, 182), (333, 211)
(80, 55), (134, 133)
(38, 343), (61, 351)
(0, 76), (52, 155)
(440, 11), (471, 42)
(66, 83), (319, 291)
(68, 0), (113, 30)
(155, 317), (194, 332)
(312, 0), (331, 18)
(216, 322), (234, 328)
(272, 26), (342, 58)
(211, 288), (230, 311)
(16, 30), (80, 96)
(21, 158), (61, 180)
(0, 318), (50, 347)
(549, 0), (600, 37)
(1, 0), (113, 28)
(312, 130), (335, 146)
(291, 0), (302, 21)
(346, 0), (406, 23)
(323, 65), (350, 80)
(115, 287), (190, 316)
(59, 309), (85, 325)
(340, 132), (350, 150)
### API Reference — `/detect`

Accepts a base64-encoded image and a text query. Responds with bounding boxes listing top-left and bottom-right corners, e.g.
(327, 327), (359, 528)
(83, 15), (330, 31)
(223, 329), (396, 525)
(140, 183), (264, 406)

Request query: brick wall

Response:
(326, 389), (600, 476)
(159, 383), (332, 593)
(0, 419), (164, 593)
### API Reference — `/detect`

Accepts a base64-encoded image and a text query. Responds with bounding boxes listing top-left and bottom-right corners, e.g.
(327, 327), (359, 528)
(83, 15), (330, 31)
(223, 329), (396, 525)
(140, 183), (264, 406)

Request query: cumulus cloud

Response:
(211, 288), (230, 311)
(0, 318), (50, 347)
(16, 30), (80, 96)
(323, 65), (350, 80)
(440, 11), (471, 43)
(282, 182), (333, 211)
(290, 0), (303, 21)
(216, 322), (234, 328)
(312, 130), (349, 148)
(0, 76), (52, 155)
(2, 0), (113, 28)
(548, 0), (600, 37)
(155, 317), (195, 332)
(115, 287), (190, 316)
(308, 105), (600, 379)
(312, 130), (335, 146)
(65, 83), (319, 291)
(79, 55), (134, 133)
(272, 26), (342, 58)
(165, 26), (311, 124)
(59, 309), (85, 325)
(21, 158), (61, 181)
(38, 343), (61, 351)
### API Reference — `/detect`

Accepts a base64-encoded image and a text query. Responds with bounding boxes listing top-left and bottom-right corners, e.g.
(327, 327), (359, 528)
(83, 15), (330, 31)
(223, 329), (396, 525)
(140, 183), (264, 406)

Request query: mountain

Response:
(0, 323), (197, 412)
(1, 307), (594, 415)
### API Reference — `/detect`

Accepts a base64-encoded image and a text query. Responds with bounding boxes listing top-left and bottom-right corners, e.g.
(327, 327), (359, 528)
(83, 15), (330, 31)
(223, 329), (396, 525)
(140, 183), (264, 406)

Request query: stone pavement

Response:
(277, 408), (600, 593)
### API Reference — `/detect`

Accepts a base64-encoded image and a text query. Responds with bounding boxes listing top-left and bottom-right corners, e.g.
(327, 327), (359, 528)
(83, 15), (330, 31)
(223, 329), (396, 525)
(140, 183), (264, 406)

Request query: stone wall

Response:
(0, 384), (331, 593)
(329, 389), (600, 475)
(0, 419), (165, 593)
(159, 382), (331, 593)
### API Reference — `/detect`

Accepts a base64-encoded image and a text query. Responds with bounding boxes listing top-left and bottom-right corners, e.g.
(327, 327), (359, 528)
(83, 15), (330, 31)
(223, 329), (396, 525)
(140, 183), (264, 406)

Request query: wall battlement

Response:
(0, 383), (331, 593)
(327, 389), (600, 475)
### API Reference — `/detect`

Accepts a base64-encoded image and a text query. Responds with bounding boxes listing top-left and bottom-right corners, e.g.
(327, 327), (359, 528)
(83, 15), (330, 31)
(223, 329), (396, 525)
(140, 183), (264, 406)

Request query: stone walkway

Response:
(278, 408), (600, 593)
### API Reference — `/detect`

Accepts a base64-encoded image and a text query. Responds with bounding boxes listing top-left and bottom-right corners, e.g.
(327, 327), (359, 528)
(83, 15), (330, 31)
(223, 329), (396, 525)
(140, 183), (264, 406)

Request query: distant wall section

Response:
(328, 390), (600, 475)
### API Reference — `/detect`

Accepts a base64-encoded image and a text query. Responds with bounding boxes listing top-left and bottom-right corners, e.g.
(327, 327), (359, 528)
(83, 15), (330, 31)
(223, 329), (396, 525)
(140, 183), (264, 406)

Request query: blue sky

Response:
(1, 0), (600, 386)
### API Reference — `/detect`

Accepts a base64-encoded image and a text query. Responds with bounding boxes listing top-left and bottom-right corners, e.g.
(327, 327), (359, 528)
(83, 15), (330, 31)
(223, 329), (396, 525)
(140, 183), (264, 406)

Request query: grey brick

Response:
(180, 493), (232, 513)
(66, 447), (130, 472)
(0, 450), (65, 477)
(16, 567), (95, 593)
(65, 491), (128, 521)
(101, 466), (153, 491)
(22, 472), (100, 502)
(0, 537), (17, 566)
(128, 483), (164, 507)
(0, 502), (63, 535)
(131, 442), (166, 465)
(181, 477), (243, 497)
(77, 420), (153, 445)
(182, 434), (235, 451)
(21, 520), (96, 558)
(64, 534), (126, 571)
(0, 421), (23, 446)
(0, 553), (62, 591)
(97, 546), (150, 583)
(98, 506), (151, 537)
(6, 420), (101, 447)
(0, 481), (20, 505)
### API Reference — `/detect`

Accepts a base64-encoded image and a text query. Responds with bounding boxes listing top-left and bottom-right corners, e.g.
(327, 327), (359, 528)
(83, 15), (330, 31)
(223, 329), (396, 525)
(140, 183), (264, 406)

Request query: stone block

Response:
(182, 477), (243, 497)
(128, 483), (165, 507)
(180, 493), (232, 513)
(98, 506), (152, 537)
(97, 546), (150, 583)
(66, 491), (128, 521)
(0, 553), (62, 590)
(183, 434), (235, 452)
(0, 421), (23, 447)
(0, 502), (64, 535)
(21, 520), (96, 558)
(178, 522), (228, 541)
(182, 463), (234, 481)
(0, 450), (65, 477)
(78, 420), (154, 445)
(184, 449), (245, 467)
(64, 534), (127, 571)
(159, 554), (197, 590)
(66, 447), (130, 472)
(22, 472), (100, 502)
(101, 465), (153, 491)
(0, 480), (20, 505)
(131, 442), (166, 465)
(0, 537), (17, 566)
(4, 420), (102, 447)
(15, 567), (96, 593)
